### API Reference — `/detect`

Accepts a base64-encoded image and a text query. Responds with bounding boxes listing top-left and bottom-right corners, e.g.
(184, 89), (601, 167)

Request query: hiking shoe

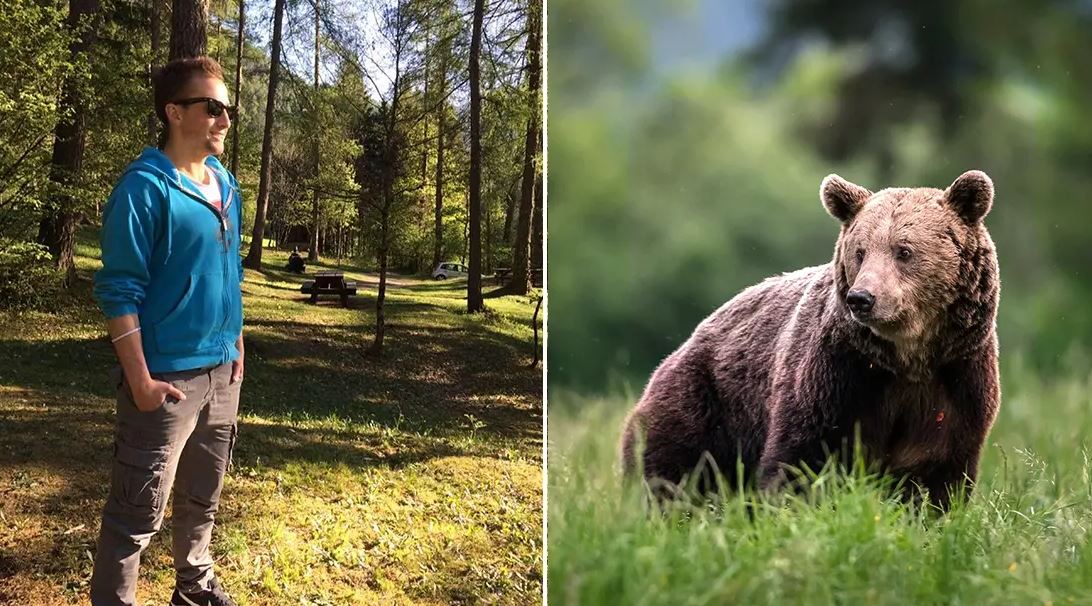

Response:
(169, 577), (237, 606)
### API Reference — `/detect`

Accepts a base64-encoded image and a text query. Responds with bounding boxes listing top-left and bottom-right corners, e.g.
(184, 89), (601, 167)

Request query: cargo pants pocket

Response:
(227, 423), (238, 473)
(111, 440), (171, 514)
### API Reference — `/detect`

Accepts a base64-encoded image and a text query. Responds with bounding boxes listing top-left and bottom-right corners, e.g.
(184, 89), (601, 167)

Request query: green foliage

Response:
(549, 0), (1092, 392)
(550, 72), (872, 390)
(0, 240), (63, 310)
(481, 84), (532, 270)
(1, 0), (537, 294)
(0, 0), (71, 240)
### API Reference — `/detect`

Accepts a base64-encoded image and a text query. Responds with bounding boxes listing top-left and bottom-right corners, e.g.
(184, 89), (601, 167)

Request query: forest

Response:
(1, 0), (543, 327)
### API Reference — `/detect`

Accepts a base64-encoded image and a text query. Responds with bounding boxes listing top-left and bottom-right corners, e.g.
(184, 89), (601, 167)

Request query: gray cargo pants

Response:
(90, 362), (240, 606)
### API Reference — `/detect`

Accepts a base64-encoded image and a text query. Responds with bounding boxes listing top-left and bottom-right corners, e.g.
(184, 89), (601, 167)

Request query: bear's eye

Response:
(855, 249), (865, 263)
(896, 246), (912, 261)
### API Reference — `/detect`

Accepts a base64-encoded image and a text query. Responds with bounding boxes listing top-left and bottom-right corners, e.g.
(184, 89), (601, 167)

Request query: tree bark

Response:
(508, 0), (541, 295)
(372, 213), (389, 351)
(38, 0), (100, 286)
(214, 0), (225, 65)
(485, 196), (492, 274)
(371, 3), (407, 354)
(169, 0), (209, 59)
(242, 0), (285, 269)
(502, 177), (516, 244)
(420, 26), (429, 184)
(431, 56), (446, 271)
(466, 0), (485, 312)
(230, 0), (244, 175)
(531, 166), (542, 270)
(309, 0), (321, 261)
(371, 105), (397, 353)
(148, 0), (162, 146)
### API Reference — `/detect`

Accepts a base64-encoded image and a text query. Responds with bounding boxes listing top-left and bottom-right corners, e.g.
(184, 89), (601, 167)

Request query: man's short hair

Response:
(152, 57), (225, 147)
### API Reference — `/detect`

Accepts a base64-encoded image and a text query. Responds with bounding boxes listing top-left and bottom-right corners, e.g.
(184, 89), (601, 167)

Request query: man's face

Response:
(166, 76), (231, 156)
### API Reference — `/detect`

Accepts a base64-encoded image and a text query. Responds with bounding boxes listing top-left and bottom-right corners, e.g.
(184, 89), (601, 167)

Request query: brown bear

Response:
(620, 171), (1000, 509)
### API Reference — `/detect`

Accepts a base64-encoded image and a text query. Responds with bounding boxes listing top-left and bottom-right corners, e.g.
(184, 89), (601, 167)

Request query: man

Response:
(91, 56), (243, 606)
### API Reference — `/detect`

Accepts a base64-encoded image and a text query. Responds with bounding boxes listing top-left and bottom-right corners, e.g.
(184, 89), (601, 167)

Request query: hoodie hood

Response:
(125, 147), (237, 207)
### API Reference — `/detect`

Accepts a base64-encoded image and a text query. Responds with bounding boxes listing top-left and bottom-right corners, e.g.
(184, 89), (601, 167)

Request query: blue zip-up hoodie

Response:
(94, 147), (244, 373)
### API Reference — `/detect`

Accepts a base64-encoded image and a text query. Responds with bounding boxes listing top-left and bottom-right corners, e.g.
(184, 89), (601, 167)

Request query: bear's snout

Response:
(846, 289), (875, 316)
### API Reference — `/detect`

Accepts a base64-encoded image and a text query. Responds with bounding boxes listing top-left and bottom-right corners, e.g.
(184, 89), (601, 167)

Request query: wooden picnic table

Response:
(300, 271), (358, 307)
(493, 267), (542, 287)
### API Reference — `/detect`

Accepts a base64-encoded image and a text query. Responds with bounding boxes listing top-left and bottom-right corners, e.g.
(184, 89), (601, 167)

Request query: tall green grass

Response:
(548, 355), (1092, 605)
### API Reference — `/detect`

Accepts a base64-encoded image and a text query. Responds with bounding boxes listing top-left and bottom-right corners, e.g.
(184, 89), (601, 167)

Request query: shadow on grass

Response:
(0, 321), (538, 471)
(0, 317), (532, 582)
(401, 279), (469, 293)
(0, 387), (476, 593)
(251, 265), (309, 286)
(242, 314), (540, 439)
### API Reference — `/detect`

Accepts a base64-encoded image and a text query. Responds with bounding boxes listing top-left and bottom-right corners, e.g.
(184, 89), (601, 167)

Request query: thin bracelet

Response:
(110, 326), (141, 343)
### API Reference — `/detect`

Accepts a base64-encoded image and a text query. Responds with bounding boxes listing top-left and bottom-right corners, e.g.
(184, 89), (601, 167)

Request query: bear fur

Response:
(620, 171), (1000, 508)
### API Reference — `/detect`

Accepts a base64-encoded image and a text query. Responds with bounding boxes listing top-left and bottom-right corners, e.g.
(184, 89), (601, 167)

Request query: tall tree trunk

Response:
(485, 198), (492, 274)
(214, 0), (225, 64)
(502, 178), (516, 244)
(38, 0), (100, 287)
(148, 0), (162, 146)
(372, 19), (404, 354)
(242, 0), (285, 269)
(169, 0), (209, 59)
(531, 165), (542, 269)
(372, 216), (389, 351)
(466, 0), (485, 312)
(230, 0), (244, 175)
(309, 0), (320, 261)
(371, 127), (395, 354)
(508, 0), (541, 295)
(431, 56), (446, 270)
(420, 25), (429, 183)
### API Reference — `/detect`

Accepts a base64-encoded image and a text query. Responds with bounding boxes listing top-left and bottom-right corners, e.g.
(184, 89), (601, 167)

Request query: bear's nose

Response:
(846, 289), (875, 314)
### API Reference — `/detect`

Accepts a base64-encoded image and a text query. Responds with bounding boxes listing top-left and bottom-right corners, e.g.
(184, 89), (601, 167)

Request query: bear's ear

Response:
(820, 174), (872, 224)
(945, 170), (994, 224)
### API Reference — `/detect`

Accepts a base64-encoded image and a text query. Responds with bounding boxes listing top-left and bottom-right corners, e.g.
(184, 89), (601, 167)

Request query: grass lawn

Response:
(548, 352), (1092, 605)
(0, 229), (543, 605)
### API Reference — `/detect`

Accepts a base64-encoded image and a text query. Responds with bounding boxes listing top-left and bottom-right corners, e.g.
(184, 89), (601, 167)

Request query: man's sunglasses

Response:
(171, 97), (237, 120)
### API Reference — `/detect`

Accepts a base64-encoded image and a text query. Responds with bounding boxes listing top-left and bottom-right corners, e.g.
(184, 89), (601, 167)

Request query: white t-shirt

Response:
(184, 169), (223, 213)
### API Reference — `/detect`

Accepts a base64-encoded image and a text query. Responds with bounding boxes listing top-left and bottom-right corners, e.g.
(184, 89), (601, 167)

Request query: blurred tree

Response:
(750, 0), (991, 178)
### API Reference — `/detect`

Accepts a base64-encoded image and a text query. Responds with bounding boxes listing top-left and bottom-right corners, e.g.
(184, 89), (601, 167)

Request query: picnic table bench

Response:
(493, 267), (542, 287)
(300, 271), (358, 307)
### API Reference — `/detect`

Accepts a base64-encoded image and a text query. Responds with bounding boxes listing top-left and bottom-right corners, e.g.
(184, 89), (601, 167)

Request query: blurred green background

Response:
(548, 0), (1092, 398)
